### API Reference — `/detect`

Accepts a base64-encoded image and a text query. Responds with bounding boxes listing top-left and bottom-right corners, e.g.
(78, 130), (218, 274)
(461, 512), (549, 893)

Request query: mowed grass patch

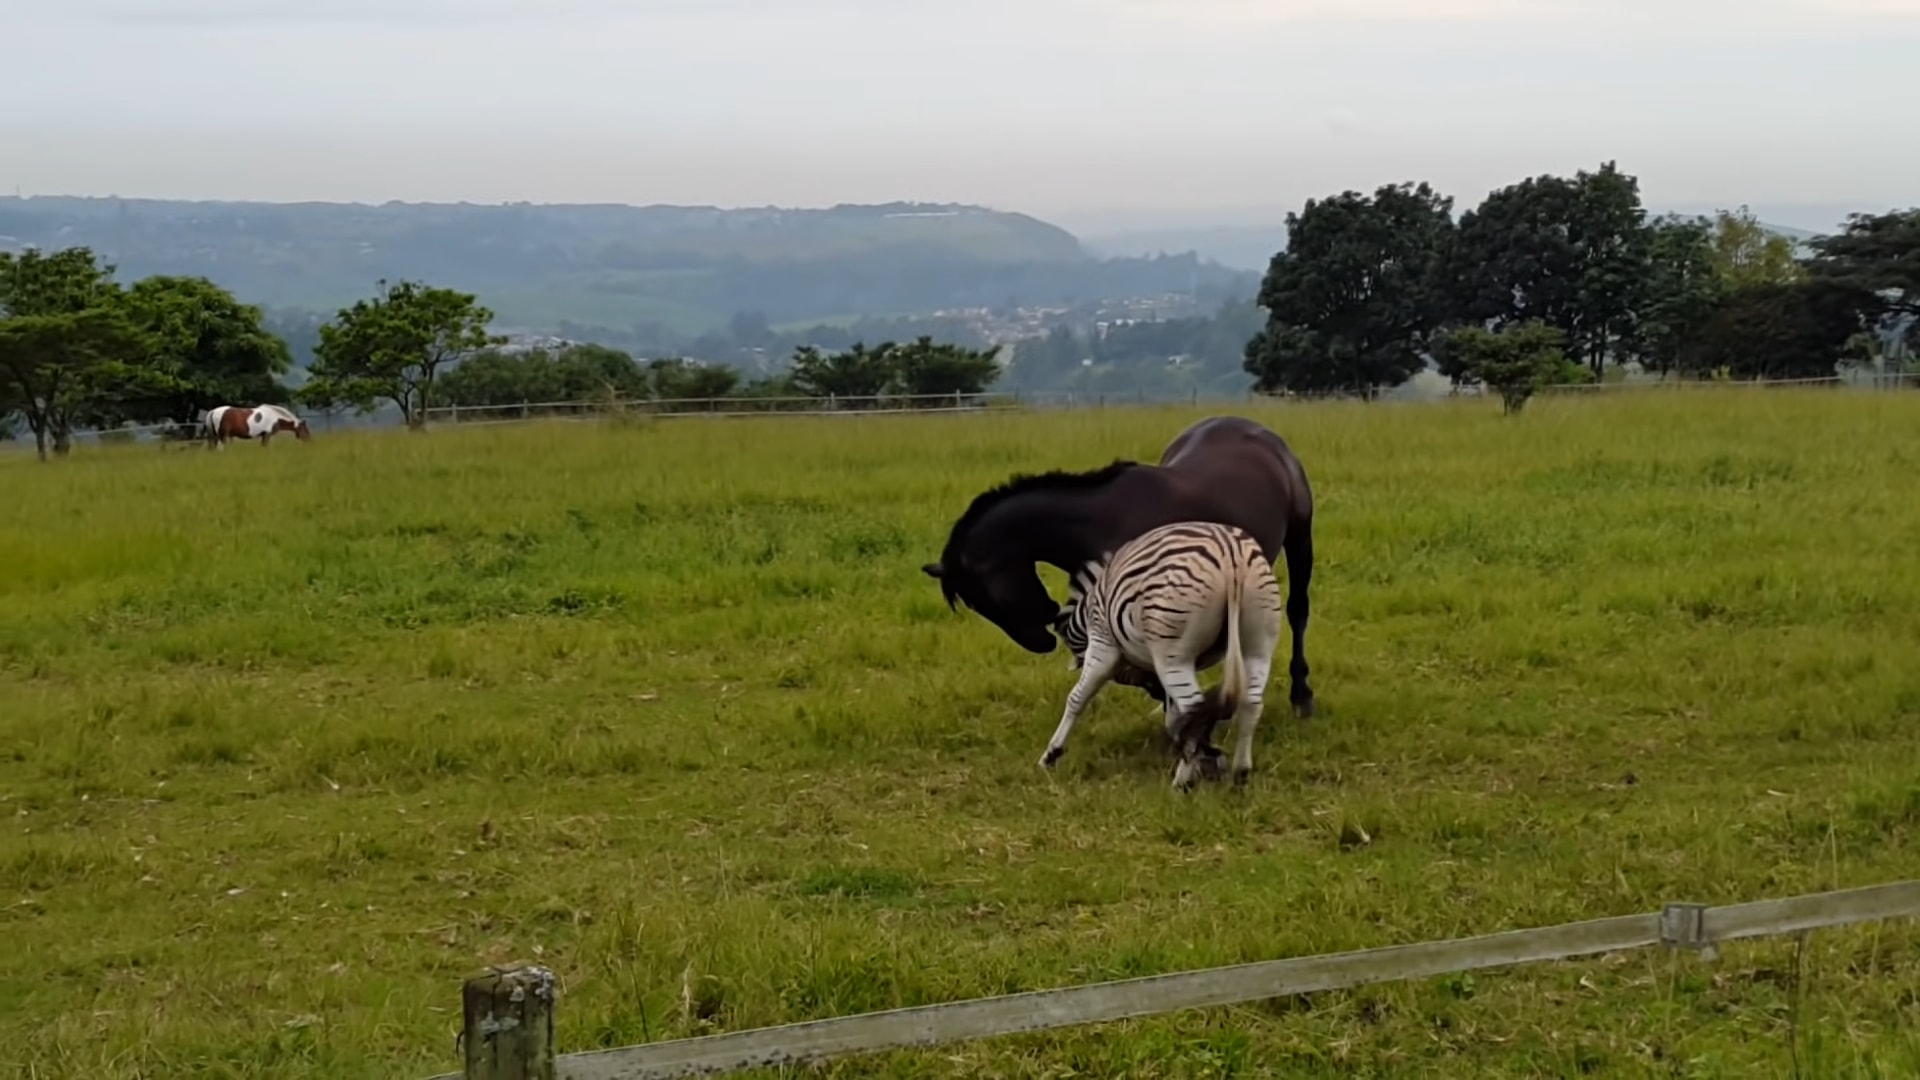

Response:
(3, 390), (1919, 1078)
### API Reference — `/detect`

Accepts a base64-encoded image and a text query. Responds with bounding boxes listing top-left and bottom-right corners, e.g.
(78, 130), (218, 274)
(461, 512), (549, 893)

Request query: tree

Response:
(435, 349), (539, 409)
(1433, 320), (1590, 414)
(1635, 216), (1724, 377)
(1450, 174), (1579, 339)
(1568, 162), (1652, 377)
(1678, 279), (1884, 380)
(1451, 161), (1649, 379)
(646, 357), (740, 401)
(0, 246), (159, 460)
(892, 335), (1002, 400)
(1243, 181), (1456, 396)
(303, 279), (500, 428)
(122, 275), (295, 425)
(788, 341), (899, 403)
(1708, 206), (1806, 289)
(1806, 208), (1919, 318)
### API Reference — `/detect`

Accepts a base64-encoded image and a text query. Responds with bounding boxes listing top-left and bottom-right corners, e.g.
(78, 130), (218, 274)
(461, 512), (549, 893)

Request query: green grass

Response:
(4, 390), (1920, 1078)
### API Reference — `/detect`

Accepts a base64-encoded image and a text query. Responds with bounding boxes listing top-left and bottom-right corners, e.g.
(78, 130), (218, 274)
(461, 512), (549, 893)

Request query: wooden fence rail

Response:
(428, 878), (1920, 1080)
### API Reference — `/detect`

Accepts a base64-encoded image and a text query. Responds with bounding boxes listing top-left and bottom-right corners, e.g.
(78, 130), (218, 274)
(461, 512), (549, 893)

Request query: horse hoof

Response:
(1292, 697), (1317, 720)
(1194, 753), (1223, 784)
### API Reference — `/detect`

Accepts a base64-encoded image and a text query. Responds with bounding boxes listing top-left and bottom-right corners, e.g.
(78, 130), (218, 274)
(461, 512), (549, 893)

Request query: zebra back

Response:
(1051, 521), (1264, 664)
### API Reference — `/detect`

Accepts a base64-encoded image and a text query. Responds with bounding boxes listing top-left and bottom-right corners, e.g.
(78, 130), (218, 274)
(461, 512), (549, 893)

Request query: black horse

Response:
(921, 414), (1318, 719)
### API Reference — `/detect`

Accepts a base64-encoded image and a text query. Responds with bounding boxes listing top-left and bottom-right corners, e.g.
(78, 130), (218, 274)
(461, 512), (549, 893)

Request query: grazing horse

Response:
(204, 404), (311, 448)
(920, 414), (1318, 719)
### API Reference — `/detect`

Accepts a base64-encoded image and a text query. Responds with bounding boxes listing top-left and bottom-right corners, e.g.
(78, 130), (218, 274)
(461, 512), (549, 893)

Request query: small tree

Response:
(1707, 205), (1806, 290)
(303, 279), (500, 428)
(645, 357), (740, 402)
(788, 341), (898, 405)
(1435, 320), (1590, 415)
(892, 335), (1003, 401)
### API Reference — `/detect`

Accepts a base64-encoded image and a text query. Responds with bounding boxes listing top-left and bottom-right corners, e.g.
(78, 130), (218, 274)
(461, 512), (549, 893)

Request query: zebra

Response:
(1042, 520), (1285, 790)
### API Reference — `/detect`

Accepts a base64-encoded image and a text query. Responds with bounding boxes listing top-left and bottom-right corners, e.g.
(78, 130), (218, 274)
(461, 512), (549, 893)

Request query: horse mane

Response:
(935, 458), (1141, 608)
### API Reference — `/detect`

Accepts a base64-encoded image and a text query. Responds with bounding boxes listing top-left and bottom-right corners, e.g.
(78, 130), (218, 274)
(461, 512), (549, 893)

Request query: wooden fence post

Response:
(461, 964), (556, 1080)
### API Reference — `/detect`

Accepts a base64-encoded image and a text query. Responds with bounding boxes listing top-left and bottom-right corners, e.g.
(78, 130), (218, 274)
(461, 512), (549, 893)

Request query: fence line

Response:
(433, 878), (1920, 1080)
(16, 369), (1917, 452)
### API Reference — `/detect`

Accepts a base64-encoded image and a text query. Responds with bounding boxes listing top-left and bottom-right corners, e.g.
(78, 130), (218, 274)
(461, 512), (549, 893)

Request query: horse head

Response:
(292, 419), (312, 441)
(921, 554), (1060, 654)
(923, 461), (1144, 656)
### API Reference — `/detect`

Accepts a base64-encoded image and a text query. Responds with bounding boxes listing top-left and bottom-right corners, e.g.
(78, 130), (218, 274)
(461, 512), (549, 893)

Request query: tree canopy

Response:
(1243, 182), (1456, 396)
(0, 247), (162, 459)
(1244, 163), (1917, 399)
(303, 279), (501, 428)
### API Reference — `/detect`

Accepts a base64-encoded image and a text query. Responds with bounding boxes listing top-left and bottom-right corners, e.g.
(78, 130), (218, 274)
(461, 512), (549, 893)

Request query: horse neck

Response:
(979, 484), (1119, 572)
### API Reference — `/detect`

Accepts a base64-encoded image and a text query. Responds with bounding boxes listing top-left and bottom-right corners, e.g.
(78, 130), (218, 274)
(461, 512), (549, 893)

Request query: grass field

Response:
(4, 390), (1920, 1079)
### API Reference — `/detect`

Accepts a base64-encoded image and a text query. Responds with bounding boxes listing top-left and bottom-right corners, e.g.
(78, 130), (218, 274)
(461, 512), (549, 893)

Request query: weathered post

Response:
(461, 964), (556, 1080)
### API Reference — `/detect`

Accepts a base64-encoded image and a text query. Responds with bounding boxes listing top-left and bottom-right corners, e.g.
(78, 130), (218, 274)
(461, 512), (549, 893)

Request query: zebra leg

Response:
(1041, 640), (1119, 770)
(1230, 650), (1275, 787)
(1151, 657), (1212, 792)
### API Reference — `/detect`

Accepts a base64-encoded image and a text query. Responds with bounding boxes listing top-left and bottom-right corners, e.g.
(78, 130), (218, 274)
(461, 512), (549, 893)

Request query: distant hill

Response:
(0, 196), (1258, 349)
(1079, 212), (1831, 273)
(1083, 225), (1288, 273)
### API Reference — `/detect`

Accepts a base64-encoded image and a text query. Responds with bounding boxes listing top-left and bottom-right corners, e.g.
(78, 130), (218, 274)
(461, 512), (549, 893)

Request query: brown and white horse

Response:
(203, 404), (312, 448)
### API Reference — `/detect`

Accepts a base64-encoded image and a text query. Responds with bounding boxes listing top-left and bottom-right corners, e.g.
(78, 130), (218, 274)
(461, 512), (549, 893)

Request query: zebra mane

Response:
(1052, 553), (1115, 668)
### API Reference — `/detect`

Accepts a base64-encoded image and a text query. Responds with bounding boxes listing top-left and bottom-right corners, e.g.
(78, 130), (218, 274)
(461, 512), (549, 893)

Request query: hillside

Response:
(1082, 213), (1836, 272)
(0, 196), (1257, 348)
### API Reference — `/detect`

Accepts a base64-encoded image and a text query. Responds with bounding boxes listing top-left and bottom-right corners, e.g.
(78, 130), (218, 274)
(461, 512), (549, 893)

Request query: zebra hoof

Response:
(1040, 745), (1064, 769)
(1232, 767), (1251, 788)
(1170, 761), (1197, 792)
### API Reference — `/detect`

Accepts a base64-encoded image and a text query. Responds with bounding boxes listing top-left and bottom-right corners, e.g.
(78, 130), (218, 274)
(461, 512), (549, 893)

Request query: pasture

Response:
(4, 390), (1919, 1078)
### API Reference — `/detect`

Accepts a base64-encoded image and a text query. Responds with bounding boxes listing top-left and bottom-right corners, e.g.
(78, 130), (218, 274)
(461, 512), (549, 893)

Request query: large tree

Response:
(1806, 208), (1919, 322)
(0, 247), (161, 460)
(1678, 279), (1885, 380)
(1634, 215), (1724, 378)
(1451, 161), (1650, 378)
(1243, 181), (1456, 395)
(122, 274), (295, 425)
(303, 279), (499, 428)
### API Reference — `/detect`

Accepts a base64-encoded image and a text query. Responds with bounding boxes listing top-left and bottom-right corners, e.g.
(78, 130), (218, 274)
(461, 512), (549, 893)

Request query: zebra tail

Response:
(1218, 566), (1247, 722)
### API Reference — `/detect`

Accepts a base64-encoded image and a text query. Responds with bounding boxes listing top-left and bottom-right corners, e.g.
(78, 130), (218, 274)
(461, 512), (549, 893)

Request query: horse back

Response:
(1141, 416), (1312, 559)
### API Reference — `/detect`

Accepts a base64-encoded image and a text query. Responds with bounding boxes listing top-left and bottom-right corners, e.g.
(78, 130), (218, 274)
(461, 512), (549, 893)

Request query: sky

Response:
(2, 0), (1915, 233)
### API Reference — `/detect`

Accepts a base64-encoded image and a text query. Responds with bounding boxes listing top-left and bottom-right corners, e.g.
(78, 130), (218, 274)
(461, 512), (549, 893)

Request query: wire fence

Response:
(8, 369), (1918, 453)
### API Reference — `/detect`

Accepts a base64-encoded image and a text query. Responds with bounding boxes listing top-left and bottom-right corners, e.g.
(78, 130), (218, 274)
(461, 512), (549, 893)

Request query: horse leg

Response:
(1282, 521), (1317, 719)
(1041, 639), (1120, 770)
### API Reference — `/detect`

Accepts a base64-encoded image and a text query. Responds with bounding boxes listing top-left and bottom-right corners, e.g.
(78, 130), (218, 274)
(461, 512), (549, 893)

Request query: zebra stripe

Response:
(1043, 521), (1285, 790)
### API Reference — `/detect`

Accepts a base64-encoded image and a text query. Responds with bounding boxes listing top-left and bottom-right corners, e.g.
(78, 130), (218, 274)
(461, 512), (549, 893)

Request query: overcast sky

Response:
(2, 0), (1914, 231)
